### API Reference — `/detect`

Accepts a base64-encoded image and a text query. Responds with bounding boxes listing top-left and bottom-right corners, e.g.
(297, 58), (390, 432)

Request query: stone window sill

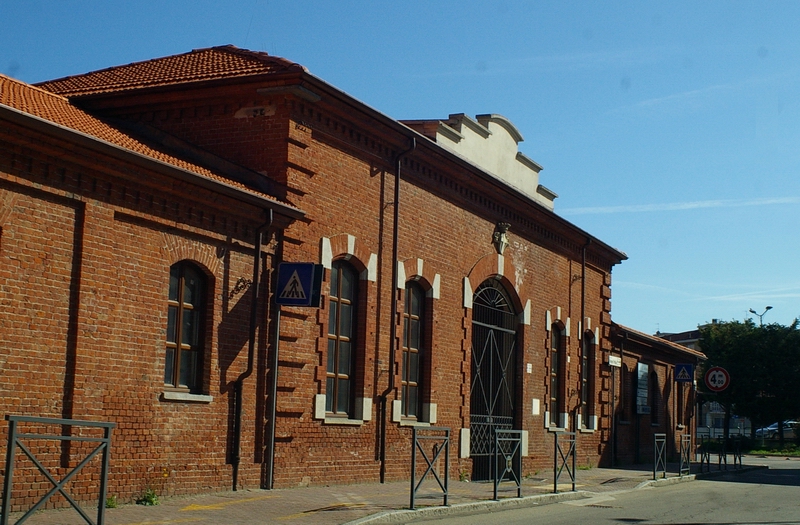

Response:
(161, 391), (212, 403)
(323, 417), (363, 426)
(398, 419), (431, 428)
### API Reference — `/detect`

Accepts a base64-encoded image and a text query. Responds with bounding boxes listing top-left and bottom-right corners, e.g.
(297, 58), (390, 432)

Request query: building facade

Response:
(2, 46), (627, 508)
(609, 324), (706, 465)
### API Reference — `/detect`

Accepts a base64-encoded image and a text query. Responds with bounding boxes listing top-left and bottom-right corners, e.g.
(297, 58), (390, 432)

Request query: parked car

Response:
(755, 420), (797, 439)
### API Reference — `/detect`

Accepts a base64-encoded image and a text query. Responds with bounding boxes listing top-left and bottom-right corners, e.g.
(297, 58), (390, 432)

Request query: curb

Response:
(694, 464), (768, 480)
(346, 491), (591, 525)
(346, 466), (772, 525)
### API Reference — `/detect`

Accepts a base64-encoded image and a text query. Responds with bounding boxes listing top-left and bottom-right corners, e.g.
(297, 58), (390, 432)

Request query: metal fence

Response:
(679, 434), (691, 477)
(698, 435), (744, 473)
(553, 431), (576, 493)
(1, 415), (115, 525)
(492, 429), (522, 501)
(409, 427), (450, 510)
(653, 433), (667, 480)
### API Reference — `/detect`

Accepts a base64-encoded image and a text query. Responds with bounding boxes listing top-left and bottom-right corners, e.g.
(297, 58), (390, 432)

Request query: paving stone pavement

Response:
(3, 459), (766, 525)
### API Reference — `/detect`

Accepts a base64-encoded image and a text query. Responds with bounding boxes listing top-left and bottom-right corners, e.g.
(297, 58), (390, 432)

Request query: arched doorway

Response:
(470, 279), (519, 481)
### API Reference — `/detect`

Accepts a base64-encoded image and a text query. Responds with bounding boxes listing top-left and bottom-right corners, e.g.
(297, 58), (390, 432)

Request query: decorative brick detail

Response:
(464, 251), (525, 313)
(0, 188), (18, 225)
(398, 257), (440, 298)
(160, 232), (222, 276)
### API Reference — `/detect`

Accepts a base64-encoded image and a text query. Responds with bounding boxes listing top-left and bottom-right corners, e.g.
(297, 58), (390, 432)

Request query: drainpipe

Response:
(379, 137), (416, 483)
(578, 239), (590, 429)
(232, 209), (274, 491)
(265, 228), (285, 490)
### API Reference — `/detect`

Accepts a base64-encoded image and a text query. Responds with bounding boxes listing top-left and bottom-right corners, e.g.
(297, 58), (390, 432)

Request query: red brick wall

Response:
(1, 80), (623, 508)
(116, 92), (619, 485)
(611, 346), (695, 465)
(0, 129), (275, 508)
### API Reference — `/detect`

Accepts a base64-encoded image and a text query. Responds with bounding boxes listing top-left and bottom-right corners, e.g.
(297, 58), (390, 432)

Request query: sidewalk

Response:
(4, 460), (763, 525)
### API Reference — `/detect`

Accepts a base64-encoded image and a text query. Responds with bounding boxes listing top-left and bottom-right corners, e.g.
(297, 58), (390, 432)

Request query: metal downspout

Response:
(265, 228), (285, 490)
(380, 137), (416, 483)
(233, 209), (274, 491)
(579, 239), (590, 429)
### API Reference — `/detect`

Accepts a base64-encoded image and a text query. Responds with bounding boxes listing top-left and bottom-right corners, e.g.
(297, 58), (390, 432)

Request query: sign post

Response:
(267, 262), (323, 490)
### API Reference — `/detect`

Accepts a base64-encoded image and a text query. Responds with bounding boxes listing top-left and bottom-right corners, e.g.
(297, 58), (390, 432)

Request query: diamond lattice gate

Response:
(470, 280), (519, 482)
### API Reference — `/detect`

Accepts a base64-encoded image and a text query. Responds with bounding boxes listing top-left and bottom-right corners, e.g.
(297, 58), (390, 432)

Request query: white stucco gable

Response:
(402, 113), (557, 209)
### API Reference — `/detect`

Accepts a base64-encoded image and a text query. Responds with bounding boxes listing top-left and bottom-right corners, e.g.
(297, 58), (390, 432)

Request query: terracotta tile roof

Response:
(37, 45), (306, 97)
(0, 73), (299, 214)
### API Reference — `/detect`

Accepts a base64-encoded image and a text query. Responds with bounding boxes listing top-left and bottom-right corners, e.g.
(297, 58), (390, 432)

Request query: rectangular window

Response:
(550, 325), (563, 426)
(326, 261), (358, 416)
(401, 282), (425, 419)
(165, 262), (205, 393)
(580, 333), (595, 428)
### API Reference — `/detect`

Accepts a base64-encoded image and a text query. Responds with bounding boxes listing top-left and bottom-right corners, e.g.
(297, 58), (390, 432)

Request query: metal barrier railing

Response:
(492, 429), (522, 501)
(1, 415), (115, 525)
(653, 433), (667, 480)
(731, 437), (743, 469)
(699, 435), (711, 473)
(553, 431), (576, 494)
(717, 437), (728, 471)
(409, 426), (450, 510)
(679, 434), (691, 476)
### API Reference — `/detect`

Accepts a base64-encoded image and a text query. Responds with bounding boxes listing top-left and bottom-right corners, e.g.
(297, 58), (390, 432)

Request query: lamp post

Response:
(748, 306), (773, 446)
(749, 306), (772, 327)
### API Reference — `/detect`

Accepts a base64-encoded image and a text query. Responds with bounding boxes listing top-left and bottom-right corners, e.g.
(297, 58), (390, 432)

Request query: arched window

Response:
(165, 261), (206, 392)
(581, 331), (595, 428)
(326, 260), (358, 416)
(650, 370), (660, 425)
(550, 324), (565, 427)
(401, 282), (425, 418)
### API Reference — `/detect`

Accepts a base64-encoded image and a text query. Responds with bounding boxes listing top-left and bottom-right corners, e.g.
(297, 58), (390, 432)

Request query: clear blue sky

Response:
(3, 1), (799, 334)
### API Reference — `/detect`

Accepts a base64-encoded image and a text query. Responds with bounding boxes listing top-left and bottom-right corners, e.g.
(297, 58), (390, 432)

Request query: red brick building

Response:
(2, 46), (630, 506)
(609, 324), (706, 465)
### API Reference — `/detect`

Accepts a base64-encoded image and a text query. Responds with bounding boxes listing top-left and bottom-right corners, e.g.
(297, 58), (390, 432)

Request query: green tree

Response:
(699, 319), (800, 445)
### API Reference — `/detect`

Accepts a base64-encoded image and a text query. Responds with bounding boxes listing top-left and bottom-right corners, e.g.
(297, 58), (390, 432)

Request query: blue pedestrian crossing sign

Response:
(275, 263), (323, 307)
(675, 363), (694, 383)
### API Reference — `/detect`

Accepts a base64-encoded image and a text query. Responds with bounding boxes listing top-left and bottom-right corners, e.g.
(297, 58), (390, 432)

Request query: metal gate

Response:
(470, 280), (518, 481)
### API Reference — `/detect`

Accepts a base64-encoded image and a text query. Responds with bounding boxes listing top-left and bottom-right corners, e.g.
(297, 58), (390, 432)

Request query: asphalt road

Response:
(411, 456), (800, 525)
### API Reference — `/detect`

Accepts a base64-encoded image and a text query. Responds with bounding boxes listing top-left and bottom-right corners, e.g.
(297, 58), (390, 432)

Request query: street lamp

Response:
(749, 306), (772, 327)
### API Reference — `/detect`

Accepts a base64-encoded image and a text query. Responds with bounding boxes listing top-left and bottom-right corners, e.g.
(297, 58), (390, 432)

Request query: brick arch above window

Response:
(320, 234), (377, 282)
(463, 252), (530, 325)
(0, 189), (17, 226)
(545, 306), (571, 338)
(397, 257), (440, 299)
(160, 232), (221, 277)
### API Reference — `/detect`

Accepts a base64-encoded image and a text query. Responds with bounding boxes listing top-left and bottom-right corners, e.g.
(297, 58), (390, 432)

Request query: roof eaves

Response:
(614, 323), (707, 360)
(299, 72), (628, 265)
(0, 103), (305, 220)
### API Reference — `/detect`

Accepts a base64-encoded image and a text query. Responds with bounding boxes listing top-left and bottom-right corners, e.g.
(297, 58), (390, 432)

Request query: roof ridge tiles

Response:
(35, 45), (307, 97)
